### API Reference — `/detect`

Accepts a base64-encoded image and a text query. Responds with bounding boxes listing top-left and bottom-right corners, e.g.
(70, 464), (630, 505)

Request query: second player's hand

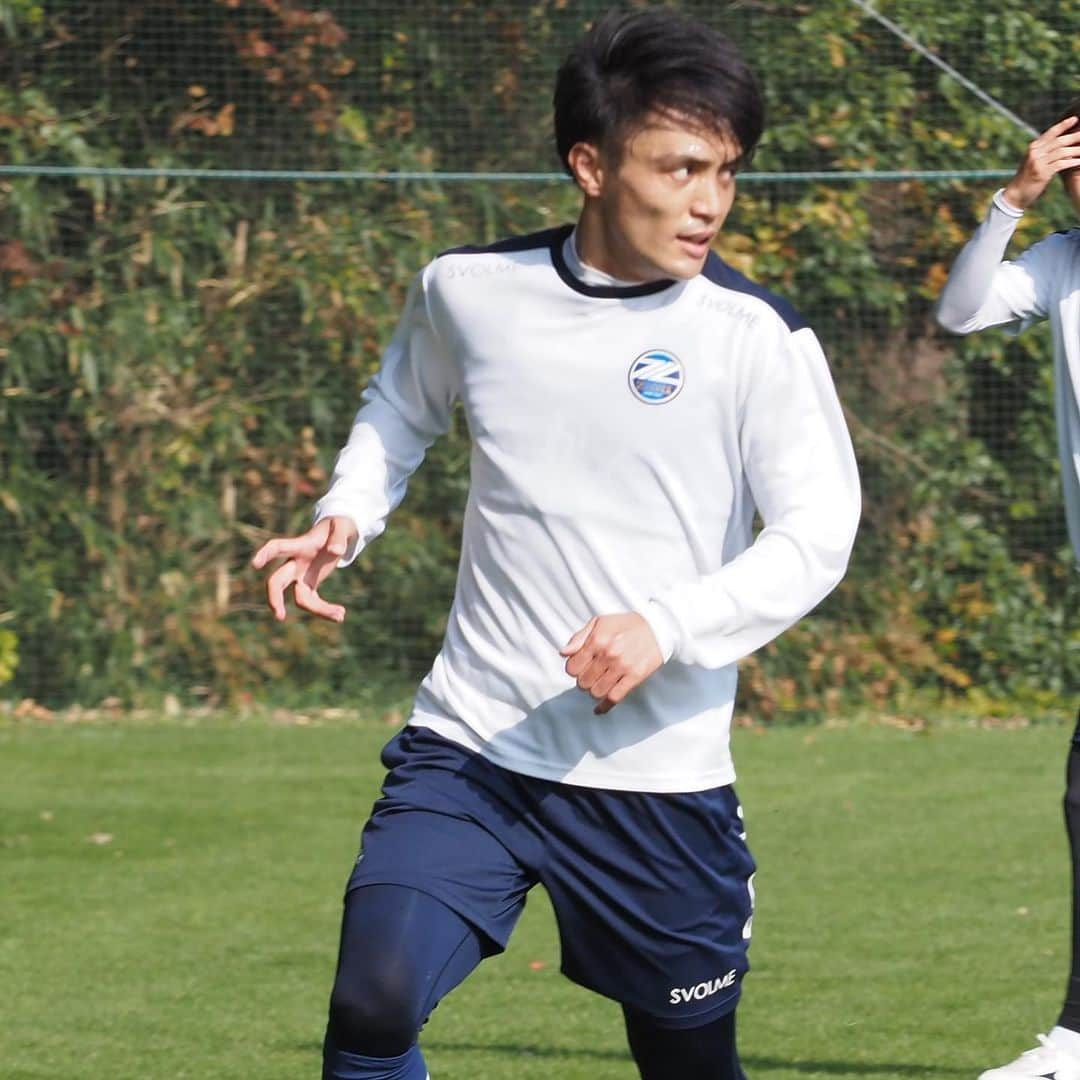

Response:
(1003, 114), (1080, 210)
(250, 515), (358, 623)
(560, 613), (663, 715)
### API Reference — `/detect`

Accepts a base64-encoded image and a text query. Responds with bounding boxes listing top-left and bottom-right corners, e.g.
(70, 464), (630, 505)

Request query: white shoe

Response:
(979, 1034), (1080, 1080)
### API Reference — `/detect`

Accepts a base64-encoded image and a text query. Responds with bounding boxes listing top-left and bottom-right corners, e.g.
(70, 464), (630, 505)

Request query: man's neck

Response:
(573, 207), (653, 285)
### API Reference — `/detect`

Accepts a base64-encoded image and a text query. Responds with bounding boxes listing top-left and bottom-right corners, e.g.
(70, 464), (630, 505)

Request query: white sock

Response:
(1049, 1026), (1080, 1057)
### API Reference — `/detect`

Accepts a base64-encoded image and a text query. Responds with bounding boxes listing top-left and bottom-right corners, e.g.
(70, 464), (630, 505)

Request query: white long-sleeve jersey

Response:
(937, 190), (1080, 568)
(316, 226), (861, 792)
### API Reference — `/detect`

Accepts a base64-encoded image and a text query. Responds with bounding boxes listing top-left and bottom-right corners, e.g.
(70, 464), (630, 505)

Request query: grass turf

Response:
(0, 712), (1071, 1078)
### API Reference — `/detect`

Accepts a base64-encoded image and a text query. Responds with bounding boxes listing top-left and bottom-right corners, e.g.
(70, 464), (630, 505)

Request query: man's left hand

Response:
(560, 613), (663, 715)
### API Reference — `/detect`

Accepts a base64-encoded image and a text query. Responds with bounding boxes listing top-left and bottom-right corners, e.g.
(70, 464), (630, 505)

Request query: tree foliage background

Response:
(1, 0), (1077, 715)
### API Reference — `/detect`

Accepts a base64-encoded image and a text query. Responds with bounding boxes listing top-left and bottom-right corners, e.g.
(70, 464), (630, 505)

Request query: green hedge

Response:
(2, 1), (1076, 714)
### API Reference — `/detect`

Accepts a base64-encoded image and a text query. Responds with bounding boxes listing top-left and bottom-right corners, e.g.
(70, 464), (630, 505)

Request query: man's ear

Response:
(567, 142), (605, 197)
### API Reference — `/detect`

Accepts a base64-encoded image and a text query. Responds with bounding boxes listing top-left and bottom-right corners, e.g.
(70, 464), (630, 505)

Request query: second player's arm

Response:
(937, 114), (1080, 335)
(934, 192), (1039, 335)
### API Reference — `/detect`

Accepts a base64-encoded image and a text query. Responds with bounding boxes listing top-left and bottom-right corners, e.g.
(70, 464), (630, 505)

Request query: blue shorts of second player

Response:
(347, 724), (757, 1028)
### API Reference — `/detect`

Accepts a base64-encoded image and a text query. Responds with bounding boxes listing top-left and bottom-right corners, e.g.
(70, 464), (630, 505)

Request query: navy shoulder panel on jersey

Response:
(441, 223), (677, 299)
(701, 252), (808, 332)
(438, 225), (574, 259)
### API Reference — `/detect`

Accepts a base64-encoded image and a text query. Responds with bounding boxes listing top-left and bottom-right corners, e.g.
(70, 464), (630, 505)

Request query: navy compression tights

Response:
(1060, 711), (1080, 1031)
(324, 883), (747, 1080)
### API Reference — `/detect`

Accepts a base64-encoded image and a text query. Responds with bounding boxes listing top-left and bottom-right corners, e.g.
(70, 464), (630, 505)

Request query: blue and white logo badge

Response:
(628, 349), (685, 405)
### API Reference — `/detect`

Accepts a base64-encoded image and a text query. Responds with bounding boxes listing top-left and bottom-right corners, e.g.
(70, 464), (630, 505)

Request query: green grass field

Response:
(1, 712), (1072, 1079)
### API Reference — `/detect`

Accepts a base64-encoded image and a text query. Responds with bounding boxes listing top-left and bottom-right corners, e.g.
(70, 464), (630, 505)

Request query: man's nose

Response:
(690, 177), (723, 221)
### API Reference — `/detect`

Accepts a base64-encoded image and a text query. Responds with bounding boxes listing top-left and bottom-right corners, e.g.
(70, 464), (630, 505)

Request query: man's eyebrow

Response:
(653, 151), (741, 169)
(653, 152), (715, 167)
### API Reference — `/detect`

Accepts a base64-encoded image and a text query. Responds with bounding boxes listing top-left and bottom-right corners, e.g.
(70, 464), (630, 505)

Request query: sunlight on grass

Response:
(1, 715), (1069, 1078)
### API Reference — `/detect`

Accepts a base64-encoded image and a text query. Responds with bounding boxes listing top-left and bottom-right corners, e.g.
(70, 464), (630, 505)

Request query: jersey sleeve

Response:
(644, 321), (861, 669)
(314, 263), (460, 564)
(936, 190), (1058, 335)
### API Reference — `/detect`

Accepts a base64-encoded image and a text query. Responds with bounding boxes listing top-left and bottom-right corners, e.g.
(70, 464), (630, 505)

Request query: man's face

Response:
(580, 115), (742, 282)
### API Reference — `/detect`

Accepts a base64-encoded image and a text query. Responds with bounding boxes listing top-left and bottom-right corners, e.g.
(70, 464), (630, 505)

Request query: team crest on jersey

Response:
(628, 349), (684, 404)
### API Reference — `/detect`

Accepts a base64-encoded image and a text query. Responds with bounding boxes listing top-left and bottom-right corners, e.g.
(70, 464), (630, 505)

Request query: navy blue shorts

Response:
(347, 725), (756, 1026)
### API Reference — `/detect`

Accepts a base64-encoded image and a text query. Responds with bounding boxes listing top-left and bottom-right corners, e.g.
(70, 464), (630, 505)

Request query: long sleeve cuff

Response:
(992, 188), (1024, 218)
(638, 600), (681, 664)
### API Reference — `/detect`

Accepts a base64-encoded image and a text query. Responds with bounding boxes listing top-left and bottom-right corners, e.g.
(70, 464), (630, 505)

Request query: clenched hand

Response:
(560, 612), (664, 715)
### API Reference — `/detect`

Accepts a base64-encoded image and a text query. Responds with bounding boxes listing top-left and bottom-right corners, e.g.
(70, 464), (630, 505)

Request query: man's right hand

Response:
(250, 516), (359, 623)
(1003, 114), (1080, 211)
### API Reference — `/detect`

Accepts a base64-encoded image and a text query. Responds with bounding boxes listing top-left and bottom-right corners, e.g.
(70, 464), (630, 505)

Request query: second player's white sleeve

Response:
(936, 190), (1056, 335)
(314, 264), (460, 564)
(645, 322), (861, 669)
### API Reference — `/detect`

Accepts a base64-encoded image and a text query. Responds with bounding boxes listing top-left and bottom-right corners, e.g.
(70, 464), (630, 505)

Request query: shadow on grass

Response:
(295, 1039), (629, 1062)
(417, 1041), (973, 1076)
(422, 1040), (628, 1061)
(741, 1058), (971, 1077)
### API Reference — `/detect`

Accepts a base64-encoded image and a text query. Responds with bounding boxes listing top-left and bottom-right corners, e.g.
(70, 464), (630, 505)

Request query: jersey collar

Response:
(549, 224), (677, 299)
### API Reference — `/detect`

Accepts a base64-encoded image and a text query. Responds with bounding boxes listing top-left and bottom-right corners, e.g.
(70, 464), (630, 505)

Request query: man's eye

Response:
(672, 166), (691, 180)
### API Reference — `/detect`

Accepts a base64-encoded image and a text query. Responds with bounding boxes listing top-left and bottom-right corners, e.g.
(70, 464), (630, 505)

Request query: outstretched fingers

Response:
(323, 516), (353, 561)
(252, 533), (314, 571)
(251, 517), (352, 623)
(265, 558), (300, 621)
(294, 574), (346, 623)
(261, 553), (345, 622)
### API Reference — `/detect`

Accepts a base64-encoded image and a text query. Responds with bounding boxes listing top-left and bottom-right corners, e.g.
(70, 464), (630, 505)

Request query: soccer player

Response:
(936, 102), (1080, 1080)
(252, 9), (861, 1079)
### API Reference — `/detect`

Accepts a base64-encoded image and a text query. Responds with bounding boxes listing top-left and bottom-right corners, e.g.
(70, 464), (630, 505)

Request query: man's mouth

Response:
(677, 232), (714, 257)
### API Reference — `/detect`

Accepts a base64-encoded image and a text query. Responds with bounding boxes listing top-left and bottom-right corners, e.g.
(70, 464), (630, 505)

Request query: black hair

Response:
(1058, 96), (1080, 182)
(1059, 96), (1080, 130)
(553, 7), (765, 175)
